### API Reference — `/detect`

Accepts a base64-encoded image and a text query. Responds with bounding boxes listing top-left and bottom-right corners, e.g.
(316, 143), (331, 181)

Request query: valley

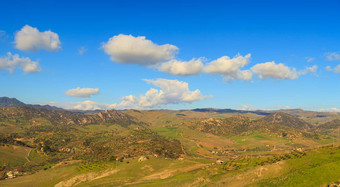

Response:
(0, 98), (339, 186)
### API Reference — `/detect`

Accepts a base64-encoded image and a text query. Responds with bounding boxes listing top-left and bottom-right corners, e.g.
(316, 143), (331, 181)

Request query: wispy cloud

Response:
(325, 65), (340, 73)
(319, 107), (340, 112)
(305, 57), (315, 63)
(0, 30), (8, 41)
(325, 52), (340, 61)
(78, 46), (87, 55)
(241, 104), (256, 111)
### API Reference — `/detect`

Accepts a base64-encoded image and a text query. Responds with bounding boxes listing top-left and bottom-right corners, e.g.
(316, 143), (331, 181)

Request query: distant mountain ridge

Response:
(191, 108), (271, 115)
(0, 106), (143, 127)
(0, 97), (63, 110)
(0, 97), (25, 107)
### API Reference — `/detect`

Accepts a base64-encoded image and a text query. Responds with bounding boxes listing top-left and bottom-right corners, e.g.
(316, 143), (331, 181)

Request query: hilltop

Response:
(0, 97), (63, 111)
(263, 112), (314, 131)
(0, 97), (25, 107)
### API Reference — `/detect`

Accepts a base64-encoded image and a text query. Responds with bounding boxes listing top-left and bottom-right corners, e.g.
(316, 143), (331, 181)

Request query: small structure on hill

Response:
(216, 160), (224, 165)
(138, 156), (148, 162)
(5, 170), (20, 179)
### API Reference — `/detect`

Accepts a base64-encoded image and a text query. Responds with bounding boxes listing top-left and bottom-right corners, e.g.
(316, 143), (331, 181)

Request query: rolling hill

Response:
(263, 112), (313, 131)
(0, 98), (339, 186)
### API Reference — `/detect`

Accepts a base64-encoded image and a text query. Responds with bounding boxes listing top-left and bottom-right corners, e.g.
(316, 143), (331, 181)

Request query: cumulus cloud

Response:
(158, 58), (204, 75)
(78, 46), (87, 55)
(48, 100), (110, 110)
(203, 54), (252, 81)
(325, 52), (340, 61)
(14, 25), (61, 52)
(102, 34), (178, 65)
(251, 62), (318, 80)
(251, 61), (298, 80)
(0, 52), (41, 74)
(112, 79), (208, 109)
(50, 79), (209, 110)
(241, 104), (256, 111)
(64, 87), (100, 97)
(305, 57), (315, 63)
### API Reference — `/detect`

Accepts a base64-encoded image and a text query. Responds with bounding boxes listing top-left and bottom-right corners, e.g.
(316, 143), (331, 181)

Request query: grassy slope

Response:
(1, 147), (339, 187)
(250, 146), (340, 186)
(0, 145), (30, 168)
(0, 163), (80, 187)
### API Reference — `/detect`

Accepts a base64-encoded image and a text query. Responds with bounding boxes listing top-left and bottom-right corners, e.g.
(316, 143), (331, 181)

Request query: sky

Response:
(0, 0), (340, 111)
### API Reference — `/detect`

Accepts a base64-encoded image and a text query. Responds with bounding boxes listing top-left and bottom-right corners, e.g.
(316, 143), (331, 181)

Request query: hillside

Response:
(317, 119), (340, 130)
(263, 112), (313, 131)
(0, 106), (141, 127)
(0, 97), (25, 107)
(0, 104), (339, 185)
(184, 116), (311, 139)
(315, 119), (340, 137)
(0, 106), (184, 177)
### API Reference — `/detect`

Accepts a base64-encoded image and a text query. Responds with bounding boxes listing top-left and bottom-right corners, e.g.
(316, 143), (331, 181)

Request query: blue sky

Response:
(0, 0), (339, 111)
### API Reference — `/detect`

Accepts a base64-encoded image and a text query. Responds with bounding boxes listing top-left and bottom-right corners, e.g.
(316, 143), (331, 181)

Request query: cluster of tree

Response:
(223, 150), (307, 171)
(0, 133), (31, 147)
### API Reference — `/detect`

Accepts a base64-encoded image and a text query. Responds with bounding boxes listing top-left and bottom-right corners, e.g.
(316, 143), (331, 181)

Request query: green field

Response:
(1, 146), (339, 186)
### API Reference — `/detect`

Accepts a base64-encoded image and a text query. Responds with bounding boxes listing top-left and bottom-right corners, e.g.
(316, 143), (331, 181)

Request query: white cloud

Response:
(64, 87), (99, 97)
(325, 52), (340, 61)
(251, 62), (318, 80)
(306, 65), (318, 73)
(251, 61), (298, 80)
(50, 79), (209, 110)
(112, 79), (208, 109)
(0, 52), (41, 74)
(305, 57), (315, 63)
(48, 100), (110, 110)
(158, 58), (203, 75)
(14, 25), (61, 52)
(102, 34), (178, 65)
(319, 107), (340, 112)
(203, 54), (252, 81)
(78, 46), (87, 55)
(300, 65), (318, 75)
(241, 104), (255, 111)
(325, 65), (340, 73)
(335, 65), (340, 73)
(325, 65), (333, 71)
